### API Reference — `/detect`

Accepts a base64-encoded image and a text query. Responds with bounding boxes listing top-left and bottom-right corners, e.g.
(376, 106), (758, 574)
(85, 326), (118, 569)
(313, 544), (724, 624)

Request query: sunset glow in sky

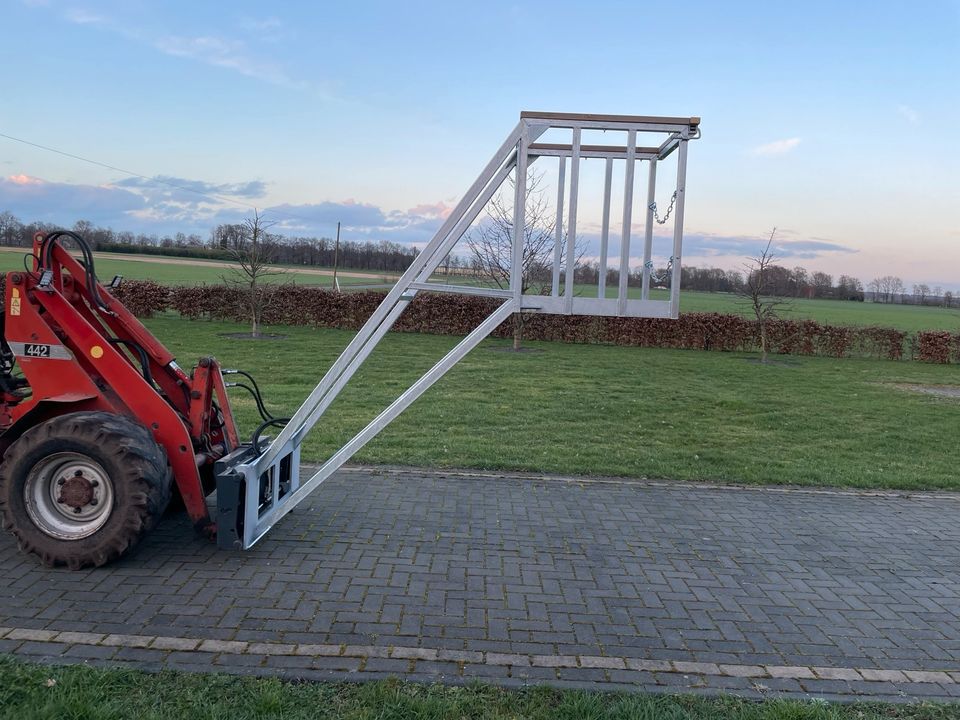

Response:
(2, 1), (958, 288)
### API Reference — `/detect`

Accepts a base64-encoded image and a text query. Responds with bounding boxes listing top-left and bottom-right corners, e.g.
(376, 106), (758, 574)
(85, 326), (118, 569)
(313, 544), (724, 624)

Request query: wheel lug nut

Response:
(73, 507), (82, 514)
(57, 478), (66, 486)
(90, 480), (98, 488)
(74, 469), (83, 477)
(57, 497), (65, 503)
(89, 499), (98, 506)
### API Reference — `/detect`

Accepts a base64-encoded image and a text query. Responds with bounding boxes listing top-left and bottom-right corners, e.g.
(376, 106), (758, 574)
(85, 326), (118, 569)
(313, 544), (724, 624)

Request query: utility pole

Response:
(333, 221), (341, 292)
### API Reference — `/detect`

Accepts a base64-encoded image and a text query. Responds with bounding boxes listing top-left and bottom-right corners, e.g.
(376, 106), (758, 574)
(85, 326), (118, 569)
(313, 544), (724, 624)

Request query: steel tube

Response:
(642, 159), (657, 300)
(408, 282), (514, 298)
(552, 156), (566, 297)
(617, 130), (637, 315)
(669, 137), (689, 318)
(564, 128), (581, 313)
(510, 127), (529, 298)
(598, 158), (613, 298)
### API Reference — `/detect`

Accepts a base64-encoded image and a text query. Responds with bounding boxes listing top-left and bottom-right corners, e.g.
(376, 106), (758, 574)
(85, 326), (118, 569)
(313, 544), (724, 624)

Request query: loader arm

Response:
(2, 232), (241, 535)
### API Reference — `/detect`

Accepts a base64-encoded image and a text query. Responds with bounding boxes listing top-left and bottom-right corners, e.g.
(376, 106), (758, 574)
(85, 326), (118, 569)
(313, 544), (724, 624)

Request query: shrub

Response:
(916, 331), (953, 363)
(109, 280), (170, 318)
(107, 281), (934, 362)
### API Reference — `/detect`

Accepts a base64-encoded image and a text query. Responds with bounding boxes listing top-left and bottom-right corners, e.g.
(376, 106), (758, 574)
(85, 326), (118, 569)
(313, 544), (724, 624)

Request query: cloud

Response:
(154, 34), (302, 89)
(542, 229), (860, 272)
(259, 199), (451, 245)
(408, 202), (453, 220)
(751, 138), (801, 157)
(106, 175), (267, 225)
(0, 174), (146, 224)
(682, 232), (856, 260)
(115, 176), (267, 206)
(7, 174), (44, 186)
(0, 170), (450, 243)
(50, 5), (302, 90)
(63, 8), (109, 26)
(264, 200), (387, 230)
(897, 104), (920, 125)
(239, 16), (283, 33)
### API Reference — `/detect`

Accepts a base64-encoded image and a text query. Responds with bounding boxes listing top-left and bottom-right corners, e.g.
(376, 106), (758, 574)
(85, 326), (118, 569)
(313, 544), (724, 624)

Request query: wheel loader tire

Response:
(0, 411), (172, 569)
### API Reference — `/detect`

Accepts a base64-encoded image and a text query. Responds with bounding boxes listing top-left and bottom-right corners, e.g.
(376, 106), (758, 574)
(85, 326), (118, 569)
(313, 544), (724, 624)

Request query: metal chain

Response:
(649, 190), (678, 225)
(644, 256), (675, 284)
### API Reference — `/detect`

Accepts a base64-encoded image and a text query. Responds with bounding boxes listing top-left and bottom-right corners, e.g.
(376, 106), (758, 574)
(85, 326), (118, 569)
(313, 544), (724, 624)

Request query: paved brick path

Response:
(2, 466), (959, 702)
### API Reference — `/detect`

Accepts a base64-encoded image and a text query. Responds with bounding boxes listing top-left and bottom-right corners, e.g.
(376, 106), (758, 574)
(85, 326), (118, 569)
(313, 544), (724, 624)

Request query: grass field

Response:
(1, 657), (955, 720)
(6, 248), (959, 332)
(146, 316), (960, 491)
(0, 247), (389, 288)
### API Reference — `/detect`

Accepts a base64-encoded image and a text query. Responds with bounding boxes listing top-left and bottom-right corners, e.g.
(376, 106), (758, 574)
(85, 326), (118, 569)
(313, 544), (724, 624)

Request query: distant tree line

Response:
(866, 275), (956, 307)
(1, 210), (955, 306)
(570, 262), (867, 301)
(0, 211), (419, 274)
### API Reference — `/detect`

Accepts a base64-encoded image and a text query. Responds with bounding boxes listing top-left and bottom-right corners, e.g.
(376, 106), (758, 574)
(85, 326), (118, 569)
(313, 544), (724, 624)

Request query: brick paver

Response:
(1, 465), (959, 701)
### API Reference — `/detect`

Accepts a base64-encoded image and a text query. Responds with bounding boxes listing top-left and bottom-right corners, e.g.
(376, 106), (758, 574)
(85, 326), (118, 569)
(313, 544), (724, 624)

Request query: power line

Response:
(0, 130), (317, 227)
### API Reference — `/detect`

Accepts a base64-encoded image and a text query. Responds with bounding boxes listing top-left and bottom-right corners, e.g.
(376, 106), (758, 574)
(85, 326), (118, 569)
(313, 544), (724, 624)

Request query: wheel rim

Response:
(23, 452), (114, 540)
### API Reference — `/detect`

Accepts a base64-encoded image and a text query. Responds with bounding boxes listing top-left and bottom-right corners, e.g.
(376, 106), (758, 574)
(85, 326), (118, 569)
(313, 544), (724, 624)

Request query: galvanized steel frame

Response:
(221, 111), (700, 549)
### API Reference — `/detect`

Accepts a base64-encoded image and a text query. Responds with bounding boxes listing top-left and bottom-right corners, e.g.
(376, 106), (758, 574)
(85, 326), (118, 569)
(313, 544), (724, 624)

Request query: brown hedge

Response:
(109, 281), (920, 361)
(915, 331), (960, 364)
(110, 280), (170, 318)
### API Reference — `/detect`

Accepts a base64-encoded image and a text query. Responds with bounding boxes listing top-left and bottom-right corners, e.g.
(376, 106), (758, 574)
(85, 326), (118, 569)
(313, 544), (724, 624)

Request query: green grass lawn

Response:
(146, 316), (960, 491)
(1, 657), (955, 720)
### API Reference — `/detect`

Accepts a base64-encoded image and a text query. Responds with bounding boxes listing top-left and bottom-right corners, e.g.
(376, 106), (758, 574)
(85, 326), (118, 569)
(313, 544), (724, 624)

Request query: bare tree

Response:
(223, 210), (284, 337)
(810, 271), (834, 299)
(738, 228), (789, 363)
(870, 275), (904, 304)
(466, 171), (582, 350)
(791, 266), (809, 298)
(837, 275), (864, 301)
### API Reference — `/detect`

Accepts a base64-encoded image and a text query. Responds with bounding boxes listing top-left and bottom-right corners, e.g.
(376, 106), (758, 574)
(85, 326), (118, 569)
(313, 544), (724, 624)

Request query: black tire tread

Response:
(0, 411), (171, 568)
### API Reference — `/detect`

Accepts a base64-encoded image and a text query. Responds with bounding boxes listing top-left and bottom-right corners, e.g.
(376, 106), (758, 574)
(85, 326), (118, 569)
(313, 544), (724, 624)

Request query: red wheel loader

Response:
(0, 112), (699, 568)
(0, 231), (237, 567)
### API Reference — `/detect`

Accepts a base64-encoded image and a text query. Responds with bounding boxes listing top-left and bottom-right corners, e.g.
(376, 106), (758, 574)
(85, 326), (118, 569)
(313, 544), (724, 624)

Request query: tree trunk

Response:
(759, 321), (768, 363)
(251, 278), (260, 338)
(512, 313), (523, 351)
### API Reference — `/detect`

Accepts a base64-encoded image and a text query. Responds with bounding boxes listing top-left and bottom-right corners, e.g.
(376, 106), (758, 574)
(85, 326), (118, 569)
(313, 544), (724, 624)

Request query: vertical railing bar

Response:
(564, 127), (581, 313)
(551, 156), (566, 297)
(617, 130), (637, 315)
(598, 158), (613, 299)
(270, 466), (279, 510)
(642, 159), (657, 300)
(243, 466), (260, 547)
(510, 124), (530, 299)
(669, 135), (689, 318)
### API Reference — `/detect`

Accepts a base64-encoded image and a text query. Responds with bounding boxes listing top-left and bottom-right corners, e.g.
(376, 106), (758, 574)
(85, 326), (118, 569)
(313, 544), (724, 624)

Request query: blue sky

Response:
(1, 0), (958, 288)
